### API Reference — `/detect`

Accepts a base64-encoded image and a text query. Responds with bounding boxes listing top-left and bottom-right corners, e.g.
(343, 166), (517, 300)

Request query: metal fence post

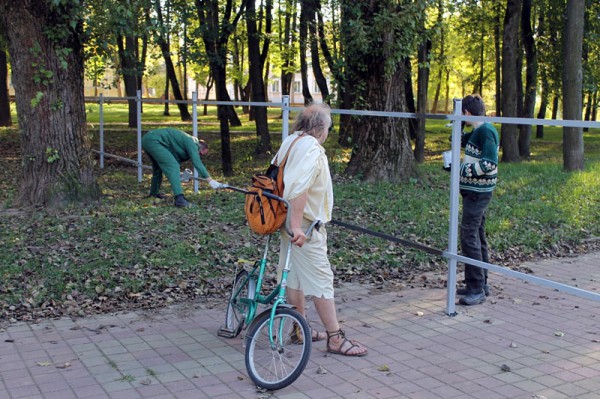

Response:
(192, 91), (199, 194)
(446, 99), (463, 316)
(282, 95), (290, 139)
(136, 90), (142, 183)
(99, 93), (104, 169)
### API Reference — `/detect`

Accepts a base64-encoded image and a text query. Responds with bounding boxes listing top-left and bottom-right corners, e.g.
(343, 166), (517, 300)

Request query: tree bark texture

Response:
(518, 0), (537, 159)
(494, 6), (501, 116)
(345, 61), (415, 181)
(279, 0), (296, 99)
(155, 0), (191, 121)
(307, 0), (329, 102)
(246, 0), (271, 154)
(0, 47), (11, 126)
(117, 34), (139, 128)
(535, 12), (547, 139)
(500, 0), (522, 162)
(414, 38), (431, 163)
(404, 58), (417, 141)
(0, 0), (100, 207)
(562, 0), (585, 171)
(195, 0), (244, 176)
(299, 1), (313, 105)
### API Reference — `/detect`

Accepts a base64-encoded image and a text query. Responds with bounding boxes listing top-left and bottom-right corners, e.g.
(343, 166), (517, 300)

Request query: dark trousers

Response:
(460, 190), (492, 293)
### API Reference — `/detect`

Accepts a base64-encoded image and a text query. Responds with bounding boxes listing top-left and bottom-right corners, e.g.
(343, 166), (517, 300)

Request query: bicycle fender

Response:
(244, 304), (296, 336)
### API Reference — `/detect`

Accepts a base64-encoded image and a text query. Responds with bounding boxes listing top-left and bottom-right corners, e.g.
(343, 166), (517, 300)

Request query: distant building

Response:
(7, 64), (330, 105)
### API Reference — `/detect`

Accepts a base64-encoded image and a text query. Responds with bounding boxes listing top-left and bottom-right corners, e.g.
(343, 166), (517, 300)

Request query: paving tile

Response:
(2, 252), (600, 398)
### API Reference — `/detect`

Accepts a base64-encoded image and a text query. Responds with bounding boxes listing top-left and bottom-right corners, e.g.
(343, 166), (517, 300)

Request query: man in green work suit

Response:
(142, 128), (223, 207)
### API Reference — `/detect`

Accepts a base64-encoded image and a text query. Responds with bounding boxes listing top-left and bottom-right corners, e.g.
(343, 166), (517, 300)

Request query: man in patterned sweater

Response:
(456, 94), (499, 306)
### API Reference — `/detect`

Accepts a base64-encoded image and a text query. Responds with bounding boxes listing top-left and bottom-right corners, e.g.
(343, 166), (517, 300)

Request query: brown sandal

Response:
(326, 329), (368, 357)
(312, 329), (326, 342)
(290, 322), (327, 344)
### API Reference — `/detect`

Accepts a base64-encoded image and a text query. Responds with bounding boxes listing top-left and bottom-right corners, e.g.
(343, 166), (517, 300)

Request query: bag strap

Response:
(274, 134), (304, 168)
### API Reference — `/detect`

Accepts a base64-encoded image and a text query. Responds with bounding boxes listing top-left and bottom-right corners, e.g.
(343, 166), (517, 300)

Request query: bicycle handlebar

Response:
(219, 184), (322, 239)
(304, 220), (322, 239)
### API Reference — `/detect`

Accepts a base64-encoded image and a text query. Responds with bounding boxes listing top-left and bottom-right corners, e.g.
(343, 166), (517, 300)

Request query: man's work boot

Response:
(174, 194), (192, 208)
(148, 193), (167, 200)
(457, 284), (490, 296)
(458, 290), (486, 306)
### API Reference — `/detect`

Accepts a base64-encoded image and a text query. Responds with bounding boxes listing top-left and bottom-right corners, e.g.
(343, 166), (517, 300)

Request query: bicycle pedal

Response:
(217, 327), (236, 338)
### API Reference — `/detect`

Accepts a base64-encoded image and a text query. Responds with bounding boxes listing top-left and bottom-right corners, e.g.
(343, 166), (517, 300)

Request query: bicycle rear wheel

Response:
(245, 307), (311, 390)
(222, 270), (255, 338)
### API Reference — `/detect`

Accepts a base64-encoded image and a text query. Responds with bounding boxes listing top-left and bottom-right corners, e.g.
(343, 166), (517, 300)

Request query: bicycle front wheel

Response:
(223, 270), (255, 338)
(245, 307), (311, 390)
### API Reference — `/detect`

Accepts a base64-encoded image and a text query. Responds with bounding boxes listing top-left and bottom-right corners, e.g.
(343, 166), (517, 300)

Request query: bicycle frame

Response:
(221, 184), (320, 348)
(234, 235), (282, 326)
(232, 221), (320, 349)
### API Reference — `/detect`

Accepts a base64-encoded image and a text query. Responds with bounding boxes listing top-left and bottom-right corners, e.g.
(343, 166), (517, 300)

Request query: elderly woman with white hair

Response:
(275, 103), (368, 357)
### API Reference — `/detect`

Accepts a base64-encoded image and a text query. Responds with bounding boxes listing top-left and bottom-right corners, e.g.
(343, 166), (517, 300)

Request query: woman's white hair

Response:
(291, 103), (331, 139)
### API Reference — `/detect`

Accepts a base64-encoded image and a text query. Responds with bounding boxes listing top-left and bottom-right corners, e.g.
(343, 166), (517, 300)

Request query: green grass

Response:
(1, 105), (600, 321)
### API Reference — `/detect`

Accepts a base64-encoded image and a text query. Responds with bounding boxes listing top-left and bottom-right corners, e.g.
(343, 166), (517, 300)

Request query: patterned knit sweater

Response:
(459, 122), (499, 193)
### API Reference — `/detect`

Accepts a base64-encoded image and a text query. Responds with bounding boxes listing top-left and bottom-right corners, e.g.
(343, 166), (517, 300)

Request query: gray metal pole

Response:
(282, 95), (290, 139)
(137, 90), (142, 183)
(446, 99), (463, 316)
(99, 93), (104, 169)
(192, 91), (199, 194)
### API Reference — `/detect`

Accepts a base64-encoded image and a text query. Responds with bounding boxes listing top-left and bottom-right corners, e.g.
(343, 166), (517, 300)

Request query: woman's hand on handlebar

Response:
(290, 227), (307, 247)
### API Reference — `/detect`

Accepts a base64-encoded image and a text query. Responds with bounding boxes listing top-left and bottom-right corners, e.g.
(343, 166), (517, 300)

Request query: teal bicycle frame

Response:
(218, 183), (319, 349)
(233, 222), (320, 349)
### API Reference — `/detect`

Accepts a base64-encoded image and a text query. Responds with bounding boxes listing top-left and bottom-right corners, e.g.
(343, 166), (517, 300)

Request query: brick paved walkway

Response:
(1, 252), (600, 399)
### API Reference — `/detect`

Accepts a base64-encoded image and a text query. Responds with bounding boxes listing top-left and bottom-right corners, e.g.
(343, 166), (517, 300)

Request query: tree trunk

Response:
(195, 0), (243, 176)
(279, 0), (296, 102)
(444, 69), (450, 113)
(551, 95), (559, 119)
(345, 61), (415, 181)
(203, 75), (213, 116)
(500, 0), (522, 162)
(246, 0), (271, 154)
(163, 74), (170, 116)
(431, 1), (444, 115)
(307, 0), (329, 102)
(0, 47), (11, 126)
(154, 0), (191, 121)
(0, 0), (99, 207)
(214, 66), (234, 176)
(117, 34), (139, 128)
(562, 0), (585, 171)
(158, 39), (191, 121)
(584, 91), (593, 132)
(414, 38), (431, 163)
(536, 11), (547, 139)
(404, 58), (417, 141)
(494, 4), (502, 116)
(518, 0), (537, 159)
(536, 76), (548, 138)
(299, 1), (313, 105)
(477, 30), (484, 94)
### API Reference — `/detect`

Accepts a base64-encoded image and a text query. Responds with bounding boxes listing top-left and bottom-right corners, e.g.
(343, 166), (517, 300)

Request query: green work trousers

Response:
(142, 135), (185, 196)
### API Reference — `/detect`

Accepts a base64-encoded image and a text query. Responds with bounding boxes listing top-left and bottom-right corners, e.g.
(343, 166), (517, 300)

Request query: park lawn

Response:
(0, 105), (599, 321)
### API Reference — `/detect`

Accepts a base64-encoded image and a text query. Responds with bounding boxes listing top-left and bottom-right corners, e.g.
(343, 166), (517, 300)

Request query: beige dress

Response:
(276, 132), (335, 299)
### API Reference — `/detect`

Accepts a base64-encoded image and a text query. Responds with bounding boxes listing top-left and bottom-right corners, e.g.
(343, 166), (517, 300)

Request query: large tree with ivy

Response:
(341, 0), (429, 181)
(0, 0), (100, 207)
